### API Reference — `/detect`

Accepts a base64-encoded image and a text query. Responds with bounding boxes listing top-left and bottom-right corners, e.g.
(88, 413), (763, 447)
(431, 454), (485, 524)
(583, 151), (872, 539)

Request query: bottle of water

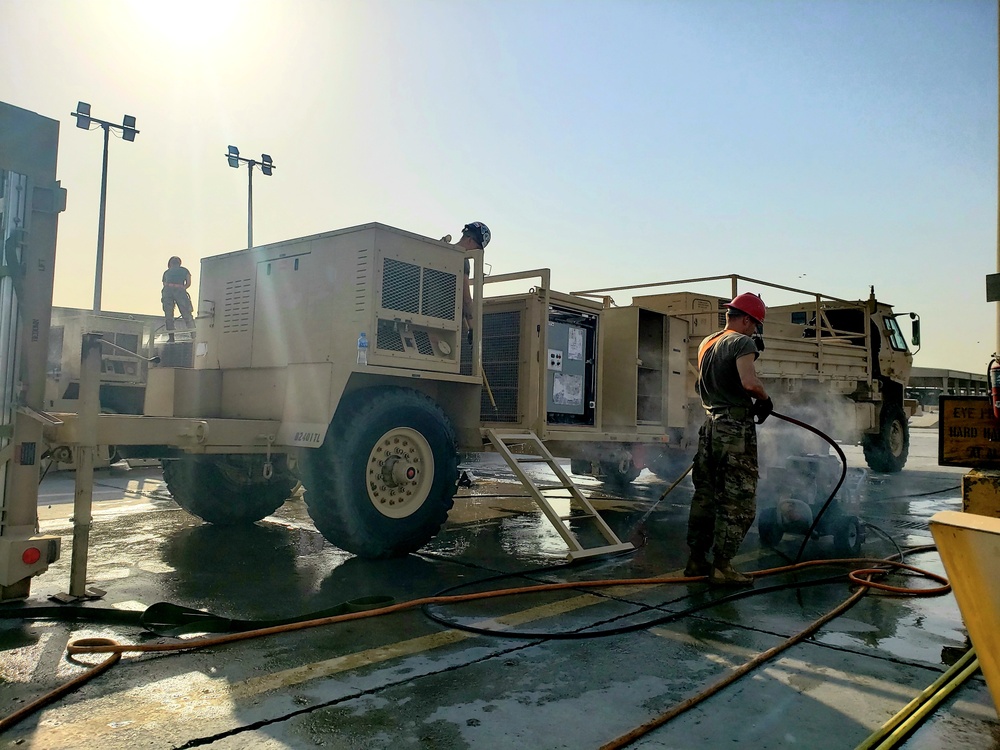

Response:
(357, 332), (368, 365)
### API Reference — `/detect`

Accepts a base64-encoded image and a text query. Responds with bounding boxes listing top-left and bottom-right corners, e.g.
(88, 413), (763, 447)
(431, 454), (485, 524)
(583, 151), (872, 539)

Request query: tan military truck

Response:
(43, 224), (917, 560)
(579, 277), (920, 479)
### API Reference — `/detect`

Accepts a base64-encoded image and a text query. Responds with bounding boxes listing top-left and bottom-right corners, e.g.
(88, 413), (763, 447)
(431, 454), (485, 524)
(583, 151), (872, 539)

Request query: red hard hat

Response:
(725, 292), (766, 323)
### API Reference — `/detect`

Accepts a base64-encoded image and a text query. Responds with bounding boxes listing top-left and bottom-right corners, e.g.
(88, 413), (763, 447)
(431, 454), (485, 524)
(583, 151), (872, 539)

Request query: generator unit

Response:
(144, 223), (484, 449)
(46, 306), (159, 415)
(475, 290), (601, 430)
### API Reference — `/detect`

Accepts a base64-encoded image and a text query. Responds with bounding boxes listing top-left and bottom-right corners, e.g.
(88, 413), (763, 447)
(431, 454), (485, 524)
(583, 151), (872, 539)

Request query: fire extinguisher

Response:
(989, 356), (1000, 420)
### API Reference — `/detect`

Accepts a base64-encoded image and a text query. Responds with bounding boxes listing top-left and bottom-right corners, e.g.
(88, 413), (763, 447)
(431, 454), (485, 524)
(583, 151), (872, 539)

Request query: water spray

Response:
(631, 410), (850, 563)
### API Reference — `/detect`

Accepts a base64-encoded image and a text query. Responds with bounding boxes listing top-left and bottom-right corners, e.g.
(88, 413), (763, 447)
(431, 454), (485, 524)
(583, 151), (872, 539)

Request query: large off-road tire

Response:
(862, 403), (909, 473)
(162, 456), (296, 525)
(299, 388), (459, 559)
(600, 457), (641, 486)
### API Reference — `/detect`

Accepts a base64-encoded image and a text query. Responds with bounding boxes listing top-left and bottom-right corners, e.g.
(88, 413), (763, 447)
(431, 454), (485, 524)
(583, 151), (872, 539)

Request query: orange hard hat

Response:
(725, 292), (766, 323)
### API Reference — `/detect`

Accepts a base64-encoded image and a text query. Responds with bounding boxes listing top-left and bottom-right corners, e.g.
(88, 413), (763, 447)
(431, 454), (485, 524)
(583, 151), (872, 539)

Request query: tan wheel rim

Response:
(888, 420), (905, 457)
(366, 427), (434, 519)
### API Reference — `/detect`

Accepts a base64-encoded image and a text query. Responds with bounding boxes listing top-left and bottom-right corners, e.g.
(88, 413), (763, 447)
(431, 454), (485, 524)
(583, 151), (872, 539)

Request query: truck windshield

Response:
(884, 316), (908, 351)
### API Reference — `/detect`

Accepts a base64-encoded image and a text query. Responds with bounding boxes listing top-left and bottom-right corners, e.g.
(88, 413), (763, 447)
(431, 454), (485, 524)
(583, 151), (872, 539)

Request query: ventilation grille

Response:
(413, 330), (435, 356)
(421, 268), (457, 320)
(381, 258), (457, 321)
(376, 319), (404, 352)
(477, 309), (522, 423)
(382, 258), (420, 314)
(355, 248), (370, 313)
(222, 278), (253, 333)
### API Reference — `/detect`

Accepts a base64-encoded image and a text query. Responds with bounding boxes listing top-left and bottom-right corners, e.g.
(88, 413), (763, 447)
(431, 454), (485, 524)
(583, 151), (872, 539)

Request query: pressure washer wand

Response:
(627, 462), (694, 546)
(625, 411), (847, 557)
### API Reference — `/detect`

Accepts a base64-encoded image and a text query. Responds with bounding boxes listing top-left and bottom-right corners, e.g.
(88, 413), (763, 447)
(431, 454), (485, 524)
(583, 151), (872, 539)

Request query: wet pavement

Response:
(2, 426), (999, 749)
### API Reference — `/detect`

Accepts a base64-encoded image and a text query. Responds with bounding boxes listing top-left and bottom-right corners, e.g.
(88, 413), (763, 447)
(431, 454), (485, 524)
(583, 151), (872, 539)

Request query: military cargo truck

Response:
(43, 225), (917, 559)
(577, 277), (919, 479)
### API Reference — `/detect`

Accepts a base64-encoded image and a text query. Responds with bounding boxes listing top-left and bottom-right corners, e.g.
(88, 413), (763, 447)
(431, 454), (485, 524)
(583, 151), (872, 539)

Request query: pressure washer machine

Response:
(756, 453), (867, 557)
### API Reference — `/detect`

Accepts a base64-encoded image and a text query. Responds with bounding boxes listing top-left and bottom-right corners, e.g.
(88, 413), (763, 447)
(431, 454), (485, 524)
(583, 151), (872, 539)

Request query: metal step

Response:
(485, 428), (634, 560)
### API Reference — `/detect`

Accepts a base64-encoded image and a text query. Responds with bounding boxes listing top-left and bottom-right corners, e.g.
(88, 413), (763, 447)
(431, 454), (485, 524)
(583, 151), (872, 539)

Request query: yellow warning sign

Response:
(938, 396), (1000, 468)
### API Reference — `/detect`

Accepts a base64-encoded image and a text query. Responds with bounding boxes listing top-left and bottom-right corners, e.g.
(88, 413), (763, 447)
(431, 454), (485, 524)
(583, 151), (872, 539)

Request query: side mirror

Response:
(910, 313), (920, 347)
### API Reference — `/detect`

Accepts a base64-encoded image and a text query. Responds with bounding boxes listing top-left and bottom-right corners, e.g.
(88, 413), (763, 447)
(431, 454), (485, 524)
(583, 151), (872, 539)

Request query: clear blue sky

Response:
(2, 0), (996, 370)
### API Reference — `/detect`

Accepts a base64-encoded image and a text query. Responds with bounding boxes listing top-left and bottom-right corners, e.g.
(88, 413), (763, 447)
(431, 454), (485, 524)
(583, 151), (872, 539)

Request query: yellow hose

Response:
(855, 648), (980, 750)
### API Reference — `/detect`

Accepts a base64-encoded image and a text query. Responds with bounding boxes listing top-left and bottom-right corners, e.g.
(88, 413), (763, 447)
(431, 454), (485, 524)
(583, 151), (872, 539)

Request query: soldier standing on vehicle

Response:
(685, 292), (773, 586)
(455, 222), (490, 341)
(161, 255), (195, 342)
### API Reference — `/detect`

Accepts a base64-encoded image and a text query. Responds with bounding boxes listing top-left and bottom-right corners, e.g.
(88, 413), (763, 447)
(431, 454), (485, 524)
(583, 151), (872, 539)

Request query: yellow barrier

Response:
(929, 510), (1000, 716)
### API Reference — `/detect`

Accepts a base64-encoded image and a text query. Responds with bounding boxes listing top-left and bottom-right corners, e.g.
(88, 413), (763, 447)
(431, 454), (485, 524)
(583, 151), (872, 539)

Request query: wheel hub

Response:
(382, 455), (418, 486)
(366, 427), (434, 518)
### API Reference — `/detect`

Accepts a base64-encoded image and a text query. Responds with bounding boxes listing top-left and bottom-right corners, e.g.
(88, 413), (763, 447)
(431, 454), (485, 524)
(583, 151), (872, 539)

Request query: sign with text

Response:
(938, 396), (1000, 468)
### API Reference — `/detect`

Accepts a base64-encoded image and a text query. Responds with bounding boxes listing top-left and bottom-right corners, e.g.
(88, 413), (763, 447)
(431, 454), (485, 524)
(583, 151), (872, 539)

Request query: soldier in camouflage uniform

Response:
(161, 255), (195, 342)
(685, 292), (773, 586)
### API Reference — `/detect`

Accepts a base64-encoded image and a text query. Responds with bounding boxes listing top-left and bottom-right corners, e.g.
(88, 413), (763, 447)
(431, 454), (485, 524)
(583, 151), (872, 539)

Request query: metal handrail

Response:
(571, 273), (860, 307)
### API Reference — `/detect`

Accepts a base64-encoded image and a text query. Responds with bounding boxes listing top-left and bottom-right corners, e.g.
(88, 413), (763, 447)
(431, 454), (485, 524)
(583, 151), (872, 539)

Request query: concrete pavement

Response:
(1, 427), (997, 749)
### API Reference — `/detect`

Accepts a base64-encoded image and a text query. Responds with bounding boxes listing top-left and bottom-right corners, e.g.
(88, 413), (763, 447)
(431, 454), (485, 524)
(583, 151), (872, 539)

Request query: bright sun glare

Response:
(126, 0), (244, 47)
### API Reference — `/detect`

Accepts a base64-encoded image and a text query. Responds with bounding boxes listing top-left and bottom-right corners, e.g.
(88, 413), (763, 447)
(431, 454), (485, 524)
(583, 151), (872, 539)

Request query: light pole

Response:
(71, 102), (138, 312)
(226, 146), (275, 250)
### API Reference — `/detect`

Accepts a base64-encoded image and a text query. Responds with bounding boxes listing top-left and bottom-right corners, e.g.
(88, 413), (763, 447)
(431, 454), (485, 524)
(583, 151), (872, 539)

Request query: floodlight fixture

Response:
(73, 100), (139, 311)
(224, 145), (276, 250)
(122, 114), (137, 142)
(73, 101), (92, 129)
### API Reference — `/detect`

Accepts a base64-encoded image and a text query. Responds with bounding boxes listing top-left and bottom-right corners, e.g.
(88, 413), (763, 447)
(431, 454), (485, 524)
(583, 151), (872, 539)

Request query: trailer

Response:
(35, 224), (918, 568)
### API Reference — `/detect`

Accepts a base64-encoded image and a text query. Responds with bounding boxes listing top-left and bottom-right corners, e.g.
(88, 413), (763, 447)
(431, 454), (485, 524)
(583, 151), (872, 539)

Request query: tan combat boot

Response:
(684, 553), (712, 578)
(709, 559), (754, 587)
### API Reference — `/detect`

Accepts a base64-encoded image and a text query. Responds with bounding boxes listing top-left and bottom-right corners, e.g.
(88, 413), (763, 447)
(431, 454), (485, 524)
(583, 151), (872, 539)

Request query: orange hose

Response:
(3, 557), (949, 734)
(598, 561), (950, 748)
(0, 639), (119, 733)
(599, 578), (872, 750)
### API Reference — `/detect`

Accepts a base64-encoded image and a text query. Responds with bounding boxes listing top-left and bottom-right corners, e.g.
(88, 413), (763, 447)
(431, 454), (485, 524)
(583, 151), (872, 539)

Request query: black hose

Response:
(879, 485), (960, 501)
(0, 605), (143, 625)
(769, 411), (849, 563)
(422, 572), (849, 639)
(863, 521), (905, 562)
(431, 409), (883, 639)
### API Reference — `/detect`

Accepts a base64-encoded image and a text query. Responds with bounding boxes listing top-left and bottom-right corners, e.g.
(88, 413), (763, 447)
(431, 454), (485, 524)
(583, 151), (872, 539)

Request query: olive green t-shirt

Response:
(162, 266), (190, 286)
(697, 331), (758, 412)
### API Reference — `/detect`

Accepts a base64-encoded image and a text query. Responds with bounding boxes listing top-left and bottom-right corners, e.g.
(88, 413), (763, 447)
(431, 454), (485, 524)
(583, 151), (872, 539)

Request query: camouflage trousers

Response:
(686, 415), (759, 561)
(162, 286), (194, 331)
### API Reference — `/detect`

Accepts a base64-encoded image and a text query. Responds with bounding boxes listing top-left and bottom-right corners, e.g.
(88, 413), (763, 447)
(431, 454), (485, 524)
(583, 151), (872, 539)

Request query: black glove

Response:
(752, 397), (774, 424)
(467, 328), (474, 346)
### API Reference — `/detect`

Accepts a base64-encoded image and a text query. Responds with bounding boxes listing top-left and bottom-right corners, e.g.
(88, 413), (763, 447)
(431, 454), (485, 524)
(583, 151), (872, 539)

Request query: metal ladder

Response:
(485, 429), (634, 560)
